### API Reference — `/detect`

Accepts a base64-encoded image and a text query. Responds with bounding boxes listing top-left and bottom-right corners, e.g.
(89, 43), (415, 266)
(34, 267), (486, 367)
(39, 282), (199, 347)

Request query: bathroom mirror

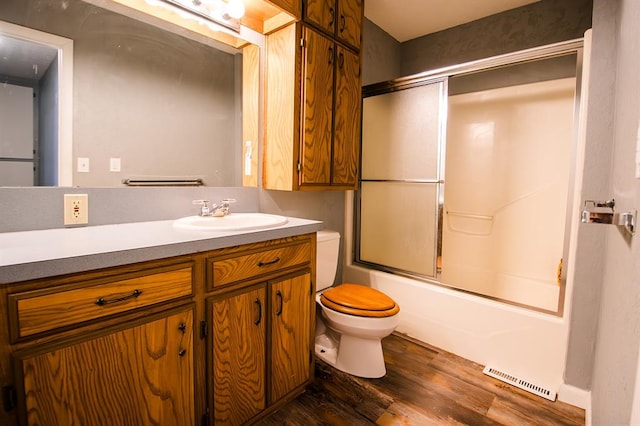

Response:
(0, 0), (260, 187)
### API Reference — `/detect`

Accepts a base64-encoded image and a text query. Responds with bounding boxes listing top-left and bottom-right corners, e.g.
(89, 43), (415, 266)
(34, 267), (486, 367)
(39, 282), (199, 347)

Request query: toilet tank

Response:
(316, 230), (341, 291)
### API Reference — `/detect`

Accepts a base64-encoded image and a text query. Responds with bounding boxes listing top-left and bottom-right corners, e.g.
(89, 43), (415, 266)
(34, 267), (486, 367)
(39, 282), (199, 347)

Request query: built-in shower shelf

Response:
(483, 366), (557, 401)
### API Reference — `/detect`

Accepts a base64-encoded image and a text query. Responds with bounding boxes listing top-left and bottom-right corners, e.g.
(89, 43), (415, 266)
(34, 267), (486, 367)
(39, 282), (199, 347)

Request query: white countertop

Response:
(0, 216), (322, 283)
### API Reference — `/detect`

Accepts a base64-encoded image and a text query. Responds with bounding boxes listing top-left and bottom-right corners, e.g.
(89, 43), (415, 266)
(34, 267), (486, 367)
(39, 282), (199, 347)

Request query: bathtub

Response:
(342, 191), (575, 398)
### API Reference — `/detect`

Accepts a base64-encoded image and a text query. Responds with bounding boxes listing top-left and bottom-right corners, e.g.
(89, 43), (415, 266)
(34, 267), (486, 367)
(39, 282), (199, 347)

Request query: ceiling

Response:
(364, 0), (541, 42)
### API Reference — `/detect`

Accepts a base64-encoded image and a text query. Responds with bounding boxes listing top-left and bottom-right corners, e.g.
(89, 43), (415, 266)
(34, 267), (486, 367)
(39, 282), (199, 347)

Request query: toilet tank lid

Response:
(317, 230), (340, 242)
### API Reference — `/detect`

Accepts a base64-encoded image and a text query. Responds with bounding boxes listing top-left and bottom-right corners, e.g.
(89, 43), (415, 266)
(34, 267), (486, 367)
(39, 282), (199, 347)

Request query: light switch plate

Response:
(77, 157), (90, 173)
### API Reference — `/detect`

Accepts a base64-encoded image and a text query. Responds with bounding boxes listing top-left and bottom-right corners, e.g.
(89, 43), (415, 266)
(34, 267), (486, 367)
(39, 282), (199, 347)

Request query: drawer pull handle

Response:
(178, 349), (187, 357)
(257, 257), (280, 267)
(276, 291), (283, 316)
(254, 298), (262, 325)
(95, 289), (142, 306)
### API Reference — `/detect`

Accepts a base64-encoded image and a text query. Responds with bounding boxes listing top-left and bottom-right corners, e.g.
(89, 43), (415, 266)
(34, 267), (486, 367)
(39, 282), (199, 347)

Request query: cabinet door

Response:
(304, 0), (335, 35)
(270, 271), (313, 403)
(337, 0), (362, 49)
(15, 307), (194, 426)
(333, 46), (361, 186)
(301, 27), (334, 186)
(211, 286), (266, 425)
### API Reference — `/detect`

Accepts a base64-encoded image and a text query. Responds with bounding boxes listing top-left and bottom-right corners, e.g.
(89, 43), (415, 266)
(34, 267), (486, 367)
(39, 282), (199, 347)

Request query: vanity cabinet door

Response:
(14, 306), (194, 426)
(270, 270), (314, 403)
(210, 285), (266, 425)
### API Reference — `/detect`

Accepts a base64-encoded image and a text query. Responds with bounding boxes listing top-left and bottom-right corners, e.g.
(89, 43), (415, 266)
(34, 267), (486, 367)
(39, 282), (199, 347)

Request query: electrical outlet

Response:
(64, 194), (89, 225)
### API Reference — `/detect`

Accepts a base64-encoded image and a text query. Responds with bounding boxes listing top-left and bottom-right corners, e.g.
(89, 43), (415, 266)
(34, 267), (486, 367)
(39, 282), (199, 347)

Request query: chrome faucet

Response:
(192, 199), (214, 216)
(215, 198), (236, 216)
(192, 199), (236, 217)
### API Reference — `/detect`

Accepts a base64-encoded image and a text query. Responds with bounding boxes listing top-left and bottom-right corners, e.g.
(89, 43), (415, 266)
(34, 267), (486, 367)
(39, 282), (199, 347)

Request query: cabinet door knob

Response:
(276, 290), (283, 316)
(254, 298), (262, 325)
(178, 349), (187, 357)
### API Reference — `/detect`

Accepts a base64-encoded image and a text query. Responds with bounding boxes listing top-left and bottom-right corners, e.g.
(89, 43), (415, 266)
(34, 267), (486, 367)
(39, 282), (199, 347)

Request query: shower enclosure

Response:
(356, 40), (583, 314)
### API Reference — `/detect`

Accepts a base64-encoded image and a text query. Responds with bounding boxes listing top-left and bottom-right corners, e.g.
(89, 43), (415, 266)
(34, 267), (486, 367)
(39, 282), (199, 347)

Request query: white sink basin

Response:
(173, 213), (288, 231)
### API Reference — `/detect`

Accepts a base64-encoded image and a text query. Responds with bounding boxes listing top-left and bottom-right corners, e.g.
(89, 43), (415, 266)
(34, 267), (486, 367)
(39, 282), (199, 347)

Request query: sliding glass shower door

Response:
(356, 45), (582, 314)
(358, 80), (447, 278)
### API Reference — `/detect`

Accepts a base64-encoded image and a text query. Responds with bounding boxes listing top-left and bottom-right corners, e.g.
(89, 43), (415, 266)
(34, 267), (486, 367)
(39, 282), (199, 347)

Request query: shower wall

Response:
(442, 78), (576, 311)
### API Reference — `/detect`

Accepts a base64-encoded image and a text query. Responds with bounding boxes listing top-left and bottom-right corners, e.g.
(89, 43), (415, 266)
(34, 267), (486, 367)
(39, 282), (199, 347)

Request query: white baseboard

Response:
(558, 383), (591, 425)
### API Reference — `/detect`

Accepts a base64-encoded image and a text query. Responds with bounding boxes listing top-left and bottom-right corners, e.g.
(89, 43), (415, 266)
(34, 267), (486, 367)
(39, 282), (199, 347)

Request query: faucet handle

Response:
(220, 198), (236, 207)
(192, 199), (214, 216)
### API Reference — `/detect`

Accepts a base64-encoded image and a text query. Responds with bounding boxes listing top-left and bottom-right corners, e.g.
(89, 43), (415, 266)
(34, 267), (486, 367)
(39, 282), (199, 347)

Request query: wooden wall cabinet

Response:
(0, 233), (316, 426)
(264, 22), (362, 191)
(304, 0), (363, 50)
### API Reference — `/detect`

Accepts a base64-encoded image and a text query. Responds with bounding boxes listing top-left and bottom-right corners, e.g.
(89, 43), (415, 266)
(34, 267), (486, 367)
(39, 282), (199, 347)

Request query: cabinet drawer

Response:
(9, 266), (193, 339)
(209, 243), (311, 289)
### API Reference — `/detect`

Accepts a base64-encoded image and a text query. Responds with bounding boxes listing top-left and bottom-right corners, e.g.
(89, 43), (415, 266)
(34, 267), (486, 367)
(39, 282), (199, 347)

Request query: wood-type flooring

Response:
(261, 334), (585, 425)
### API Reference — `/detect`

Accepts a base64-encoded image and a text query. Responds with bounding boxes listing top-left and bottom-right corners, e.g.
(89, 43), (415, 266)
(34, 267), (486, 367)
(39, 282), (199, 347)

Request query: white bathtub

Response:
(342, 191), (576, 397)
(343, 262), (568, 392)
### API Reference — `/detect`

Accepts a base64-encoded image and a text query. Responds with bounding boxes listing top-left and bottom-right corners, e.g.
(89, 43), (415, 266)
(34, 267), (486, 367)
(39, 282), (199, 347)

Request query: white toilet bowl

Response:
(315, 230), (400, 378)
(315, 292), (400, 378)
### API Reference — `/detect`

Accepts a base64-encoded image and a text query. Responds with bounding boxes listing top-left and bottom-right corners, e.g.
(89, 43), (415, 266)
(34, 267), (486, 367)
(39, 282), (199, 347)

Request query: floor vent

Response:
(483, 366), (557, 401)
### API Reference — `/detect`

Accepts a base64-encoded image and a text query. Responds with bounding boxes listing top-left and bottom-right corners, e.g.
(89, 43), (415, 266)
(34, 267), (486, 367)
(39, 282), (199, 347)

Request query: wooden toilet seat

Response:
(320, 283), (400, 318)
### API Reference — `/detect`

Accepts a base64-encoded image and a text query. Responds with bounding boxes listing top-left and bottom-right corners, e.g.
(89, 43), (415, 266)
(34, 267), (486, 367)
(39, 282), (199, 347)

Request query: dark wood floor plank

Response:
(264, 334), (586, 426)
(376, 401), (465, 426)
(423, 344), (585, 424)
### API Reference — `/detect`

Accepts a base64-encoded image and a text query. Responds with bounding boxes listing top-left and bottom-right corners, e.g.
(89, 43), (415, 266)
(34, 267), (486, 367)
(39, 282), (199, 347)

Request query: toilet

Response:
(315, 230), (400, 378)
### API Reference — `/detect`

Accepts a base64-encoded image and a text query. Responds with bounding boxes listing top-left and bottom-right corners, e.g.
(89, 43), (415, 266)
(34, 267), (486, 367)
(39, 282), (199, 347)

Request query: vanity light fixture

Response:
(157, 0), (245, 32)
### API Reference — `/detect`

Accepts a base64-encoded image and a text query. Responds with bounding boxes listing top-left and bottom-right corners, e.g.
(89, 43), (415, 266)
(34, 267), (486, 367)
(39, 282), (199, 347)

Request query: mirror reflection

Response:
(0, 0), (252, 187)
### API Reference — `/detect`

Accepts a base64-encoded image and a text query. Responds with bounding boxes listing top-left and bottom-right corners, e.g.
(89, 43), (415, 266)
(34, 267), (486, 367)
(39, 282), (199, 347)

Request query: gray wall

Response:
(563, 0), (616, 394)
(0, 0), (240, 187)
(400, 0), (593, 76)
(586, 0), (640, 422)
(362, 19), (401, 85)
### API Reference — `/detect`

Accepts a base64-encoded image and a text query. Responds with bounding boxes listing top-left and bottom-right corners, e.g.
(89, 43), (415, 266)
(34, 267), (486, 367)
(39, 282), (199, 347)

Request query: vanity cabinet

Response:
(0, 232), (316, 426)
(2, 259), (195, 426)
(264, 22), (361, 191)
(207, 238), (315, 424)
